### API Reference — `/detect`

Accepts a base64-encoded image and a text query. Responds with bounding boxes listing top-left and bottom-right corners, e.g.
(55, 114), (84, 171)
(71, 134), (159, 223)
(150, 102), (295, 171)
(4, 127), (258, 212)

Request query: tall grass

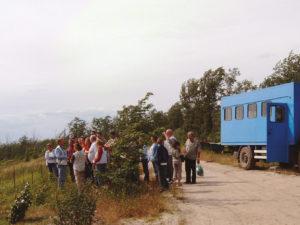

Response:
(0, 158), (169, 225)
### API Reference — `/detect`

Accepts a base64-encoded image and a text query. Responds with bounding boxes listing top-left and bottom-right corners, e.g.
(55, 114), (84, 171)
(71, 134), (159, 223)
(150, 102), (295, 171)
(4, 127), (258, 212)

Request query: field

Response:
(0, 158), (168, 225)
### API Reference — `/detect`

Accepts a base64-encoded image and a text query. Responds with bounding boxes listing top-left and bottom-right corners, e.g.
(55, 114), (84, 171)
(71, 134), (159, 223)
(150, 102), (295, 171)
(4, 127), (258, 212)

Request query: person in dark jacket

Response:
(157, 138), (169, 191)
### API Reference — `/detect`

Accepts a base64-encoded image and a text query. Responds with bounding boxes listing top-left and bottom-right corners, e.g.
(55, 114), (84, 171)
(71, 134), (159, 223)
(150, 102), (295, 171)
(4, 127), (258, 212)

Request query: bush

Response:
(35, 184), (48, 206)
(54, 188), (96, 225)
(8, 182), (32, 224)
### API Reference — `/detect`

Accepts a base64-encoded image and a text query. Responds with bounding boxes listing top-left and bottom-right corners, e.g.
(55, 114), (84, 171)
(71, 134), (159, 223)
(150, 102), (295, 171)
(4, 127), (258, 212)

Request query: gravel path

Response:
(125, 161), (300, 225)
(176, 161), (300, 225)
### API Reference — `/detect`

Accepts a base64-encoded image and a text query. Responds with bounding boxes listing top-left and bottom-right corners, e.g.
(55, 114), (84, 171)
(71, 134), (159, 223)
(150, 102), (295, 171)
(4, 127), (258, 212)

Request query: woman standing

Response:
(72, 143), (86, 191)
(45, 143), (58, 178)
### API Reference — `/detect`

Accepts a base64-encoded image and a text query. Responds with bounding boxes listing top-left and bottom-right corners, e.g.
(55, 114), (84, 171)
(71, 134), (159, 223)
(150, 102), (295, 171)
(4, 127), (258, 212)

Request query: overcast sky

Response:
(0, 0), (299, 142)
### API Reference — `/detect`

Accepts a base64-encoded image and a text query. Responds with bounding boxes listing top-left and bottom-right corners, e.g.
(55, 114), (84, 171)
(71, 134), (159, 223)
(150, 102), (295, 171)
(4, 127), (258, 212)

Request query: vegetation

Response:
(8, 183), (32, 224)
(54, 188), (96, 225)
(0, 51), (299, 224)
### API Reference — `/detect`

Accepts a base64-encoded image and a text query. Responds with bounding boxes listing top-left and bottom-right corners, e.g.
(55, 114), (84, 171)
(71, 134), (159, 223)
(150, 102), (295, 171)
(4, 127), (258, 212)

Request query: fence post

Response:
(13, 167), (16, 190)
(31, 170), (34, 185)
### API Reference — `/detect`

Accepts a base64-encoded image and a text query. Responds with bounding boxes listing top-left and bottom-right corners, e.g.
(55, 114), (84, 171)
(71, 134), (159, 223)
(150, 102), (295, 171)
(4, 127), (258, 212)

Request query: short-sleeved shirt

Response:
(185, 139), (201, 160)
(73, 150), (86, 172)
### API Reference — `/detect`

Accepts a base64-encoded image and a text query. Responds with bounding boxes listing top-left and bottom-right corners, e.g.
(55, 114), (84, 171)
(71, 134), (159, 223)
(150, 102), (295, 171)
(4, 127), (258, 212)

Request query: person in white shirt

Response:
(72, 143), (86, 191)
(44, 143), (58, 178)
(163, 129), (177, 182)
(86, 135), (97, 182)
(54, 138), (68, 188)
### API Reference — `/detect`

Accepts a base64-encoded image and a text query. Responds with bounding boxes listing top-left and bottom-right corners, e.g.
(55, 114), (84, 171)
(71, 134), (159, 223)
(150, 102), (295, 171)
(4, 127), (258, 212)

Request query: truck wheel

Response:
(239, 146), (255, 170)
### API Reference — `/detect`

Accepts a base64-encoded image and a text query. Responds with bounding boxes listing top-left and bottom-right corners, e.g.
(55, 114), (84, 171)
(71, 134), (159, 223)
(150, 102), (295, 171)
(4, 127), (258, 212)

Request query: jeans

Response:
(167, 156), (173, 181)
(185, 158), (196, 183)
(57, 165), (67, 188)
(141, 159), (149, 181)
(47, 163), (58, 177)
(158, 165), (169, 189)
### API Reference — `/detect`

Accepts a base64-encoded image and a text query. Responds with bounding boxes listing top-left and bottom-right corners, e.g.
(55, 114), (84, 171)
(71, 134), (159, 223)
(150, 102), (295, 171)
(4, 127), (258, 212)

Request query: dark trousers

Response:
(141, 159), (149, 181)
(167, 156), (173, 181)
(158, 165), (169, 189)
(47, 163), (58, 177)
(95, 163), (107, 186)
(152, 161), (159, 180)
(68, 162), (75, 182)
(185, 159), (196, 183)
(85, 161), (94, 181)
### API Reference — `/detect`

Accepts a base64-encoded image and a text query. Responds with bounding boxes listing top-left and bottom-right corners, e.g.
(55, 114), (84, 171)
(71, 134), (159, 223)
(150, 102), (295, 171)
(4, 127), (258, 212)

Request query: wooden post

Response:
(31, 170), (34, 185)
(13, 167), (16, 189)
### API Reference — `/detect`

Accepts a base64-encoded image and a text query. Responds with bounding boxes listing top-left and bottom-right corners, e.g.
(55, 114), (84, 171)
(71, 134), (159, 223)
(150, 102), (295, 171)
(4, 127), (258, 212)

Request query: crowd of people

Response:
(44, 131), (117, 190)
(44, 129), (202, 192)
(141, 129), (202, 191)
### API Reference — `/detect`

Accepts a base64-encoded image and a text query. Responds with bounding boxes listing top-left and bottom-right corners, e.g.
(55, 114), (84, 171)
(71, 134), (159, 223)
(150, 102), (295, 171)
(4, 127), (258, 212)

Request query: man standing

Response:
(87, 135), (97, 181)
(67, 138), (75, 182)
(184, 131), (201, 184)
(163, 129), (177, 183)
(54, 138), (68, 188)
(157, 138), (169, 191)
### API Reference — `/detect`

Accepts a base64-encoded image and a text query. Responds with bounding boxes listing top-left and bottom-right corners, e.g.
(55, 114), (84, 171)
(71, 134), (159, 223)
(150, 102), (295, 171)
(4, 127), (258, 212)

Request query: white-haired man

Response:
(163, 129), (177, 183)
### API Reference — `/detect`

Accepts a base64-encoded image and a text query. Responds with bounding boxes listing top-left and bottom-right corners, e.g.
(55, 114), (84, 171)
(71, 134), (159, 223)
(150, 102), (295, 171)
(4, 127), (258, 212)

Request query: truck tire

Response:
(239, 146), (255, 170)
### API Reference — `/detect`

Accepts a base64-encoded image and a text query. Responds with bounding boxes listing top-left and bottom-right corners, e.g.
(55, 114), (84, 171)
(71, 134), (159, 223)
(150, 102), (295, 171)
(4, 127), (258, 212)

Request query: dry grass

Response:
(201, 150), (300, 175)
(201, 150), (238, 166)
(94, 185), (168, 224)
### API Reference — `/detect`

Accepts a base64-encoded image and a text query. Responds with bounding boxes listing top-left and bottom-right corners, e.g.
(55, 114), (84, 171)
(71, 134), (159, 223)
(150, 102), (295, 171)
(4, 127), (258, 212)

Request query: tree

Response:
(67, 117), (87, 138)
(260, 51), (300, 87)
(167, 102), (184, 130)
(91, 116), (114, 138)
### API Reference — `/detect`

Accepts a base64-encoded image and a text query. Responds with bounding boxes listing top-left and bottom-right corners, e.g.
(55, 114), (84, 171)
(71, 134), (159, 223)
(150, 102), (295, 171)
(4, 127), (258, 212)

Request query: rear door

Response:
(267, 103), (289, 162)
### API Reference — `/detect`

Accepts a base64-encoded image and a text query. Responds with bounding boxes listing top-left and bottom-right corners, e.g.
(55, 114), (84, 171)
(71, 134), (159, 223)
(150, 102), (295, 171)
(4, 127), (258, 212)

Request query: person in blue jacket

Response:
(54, 138), (68, 188)
(149, 135), (159, 181)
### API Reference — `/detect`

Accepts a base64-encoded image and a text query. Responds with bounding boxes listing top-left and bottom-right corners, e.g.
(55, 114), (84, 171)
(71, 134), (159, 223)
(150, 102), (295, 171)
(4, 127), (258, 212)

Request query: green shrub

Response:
(54, 188), (96, 225)
(35, 184), (48, 206)
(8, 182), (32, 224)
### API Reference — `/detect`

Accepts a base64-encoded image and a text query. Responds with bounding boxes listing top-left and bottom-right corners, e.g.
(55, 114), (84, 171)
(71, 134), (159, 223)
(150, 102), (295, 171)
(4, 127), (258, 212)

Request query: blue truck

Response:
(221, 82), (300, 169)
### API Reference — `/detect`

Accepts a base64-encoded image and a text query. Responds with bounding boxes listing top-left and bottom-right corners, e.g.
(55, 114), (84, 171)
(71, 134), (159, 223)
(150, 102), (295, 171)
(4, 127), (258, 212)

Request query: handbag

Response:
(196, 164), (204, 176)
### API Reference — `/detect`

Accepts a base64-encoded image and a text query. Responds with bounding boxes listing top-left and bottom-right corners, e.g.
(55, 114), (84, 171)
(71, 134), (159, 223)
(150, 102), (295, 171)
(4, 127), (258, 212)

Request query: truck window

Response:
(224, 107), (232, 121)
(235, 105), (244, 120)
(270, 106), (285, 123)
(261, 102), (267, 117)
(248, 103), (257, 119)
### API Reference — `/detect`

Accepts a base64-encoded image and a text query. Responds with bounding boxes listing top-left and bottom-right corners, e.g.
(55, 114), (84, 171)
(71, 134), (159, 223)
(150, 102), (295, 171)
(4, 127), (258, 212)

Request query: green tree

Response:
(91, 116), (114, 138)
(167, 102), (184, 130)
(260, 51), (300, 87)
(67, 117), (87, 138)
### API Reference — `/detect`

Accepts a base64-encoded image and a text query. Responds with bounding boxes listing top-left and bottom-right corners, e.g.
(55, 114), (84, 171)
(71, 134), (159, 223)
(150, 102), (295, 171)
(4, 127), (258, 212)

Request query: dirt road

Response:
(176, 161), (300, 225)
(126, 161), (300, 225)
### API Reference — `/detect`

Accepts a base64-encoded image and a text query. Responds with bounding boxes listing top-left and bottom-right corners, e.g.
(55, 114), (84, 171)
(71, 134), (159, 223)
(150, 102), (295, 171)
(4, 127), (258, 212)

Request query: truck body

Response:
(221, 82), (300, 169)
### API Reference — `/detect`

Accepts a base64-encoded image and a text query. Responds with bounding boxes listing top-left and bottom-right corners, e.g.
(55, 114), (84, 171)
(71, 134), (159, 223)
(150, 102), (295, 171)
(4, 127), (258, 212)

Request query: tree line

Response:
(0, 51), (300, 161)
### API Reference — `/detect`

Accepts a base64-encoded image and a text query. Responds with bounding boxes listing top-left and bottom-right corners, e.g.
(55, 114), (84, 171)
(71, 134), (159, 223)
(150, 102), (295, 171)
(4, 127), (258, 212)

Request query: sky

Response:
(0, 0), (300, 142)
